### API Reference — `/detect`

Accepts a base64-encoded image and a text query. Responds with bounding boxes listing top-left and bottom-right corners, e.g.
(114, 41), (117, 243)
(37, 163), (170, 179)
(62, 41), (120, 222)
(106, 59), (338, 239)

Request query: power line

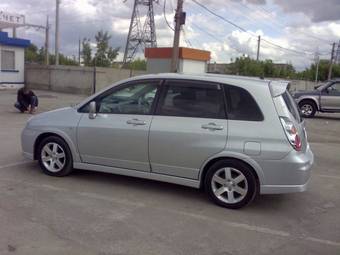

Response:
(261, 38), (311, 56)
(163, 0), (175, 31)
(244, 3), (332, 44)
(191, 0), (248, 33)
(182, 27), (192, 47)
(190, 23), (244, 54)
(190, 0), (317, 57)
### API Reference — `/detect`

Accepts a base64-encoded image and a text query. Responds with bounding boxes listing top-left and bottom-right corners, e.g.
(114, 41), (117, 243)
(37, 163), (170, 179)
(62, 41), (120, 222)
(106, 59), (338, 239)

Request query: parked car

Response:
(292, 79), (340, 117)
(21, 73), (314, 209)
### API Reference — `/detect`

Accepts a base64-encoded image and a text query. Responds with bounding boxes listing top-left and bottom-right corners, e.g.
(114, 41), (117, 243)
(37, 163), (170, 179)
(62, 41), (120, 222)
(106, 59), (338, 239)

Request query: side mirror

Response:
(89, 101), (97, 119)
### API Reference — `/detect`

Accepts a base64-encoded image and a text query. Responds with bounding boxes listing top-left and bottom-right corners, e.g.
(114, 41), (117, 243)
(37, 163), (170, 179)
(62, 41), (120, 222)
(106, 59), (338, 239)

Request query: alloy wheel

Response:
(211, 167), (248, 204)
(301, 104), (313, 116)
(41, 142), (66, 173)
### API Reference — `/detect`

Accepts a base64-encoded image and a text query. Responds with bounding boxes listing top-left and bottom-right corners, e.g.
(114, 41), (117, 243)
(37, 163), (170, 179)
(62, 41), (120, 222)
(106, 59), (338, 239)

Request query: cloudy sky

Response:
(1, 0), (340, 70)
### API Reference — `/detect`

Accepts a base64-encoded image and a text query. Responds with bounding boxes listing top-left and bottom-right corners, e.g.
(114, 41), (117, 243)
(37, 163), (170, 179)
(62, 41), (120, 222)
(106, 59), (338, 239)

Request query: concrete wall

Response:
(179, 59), (207, 73)
(25, 64), (317, 95)
(25, 64), (147, 95)
(288, 80), (317, 91)
(147, 58), (207, 74)
(269, 77), (316, 91)
(95, 67), (146, 91)
(147, 58), (172, 73)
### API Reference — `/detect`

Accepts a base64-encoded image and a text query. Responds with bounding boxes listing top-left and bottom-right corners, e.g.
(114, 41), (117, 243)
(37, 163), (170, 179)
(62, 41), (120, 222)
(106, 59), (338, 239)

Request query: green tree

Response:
(227, 56), (298, 79)
(25, 44), (44, 64)
(128, 58), (147, 70)
(296, 60), (340, 81)
(48, 53), (78, 66)
(94, 30), (119, 67)
(82, 38), (92, 66)
(25, 43), (78, 66)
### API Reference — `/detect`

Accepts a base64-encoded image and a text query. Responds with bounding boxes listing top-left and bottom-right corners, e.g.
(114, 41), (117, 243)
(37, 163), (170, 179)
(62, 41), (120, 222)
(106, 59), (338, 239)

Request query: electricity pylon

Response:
(123, 0), (157, 66)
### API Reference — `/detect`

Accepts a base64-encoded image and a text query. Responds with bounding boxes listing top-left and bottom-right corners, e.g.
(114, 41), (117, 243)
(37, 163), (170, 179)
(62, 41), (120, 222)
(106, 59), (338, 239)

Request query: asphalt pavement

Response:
(0, 89), (339, 255)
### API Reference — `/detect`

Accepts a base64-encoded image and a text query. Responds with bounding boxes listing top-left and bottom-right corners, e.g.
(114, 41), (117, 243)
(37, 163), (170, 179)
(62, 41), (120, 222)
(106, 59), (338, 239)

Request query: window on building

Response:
(1, 50), (15, 70)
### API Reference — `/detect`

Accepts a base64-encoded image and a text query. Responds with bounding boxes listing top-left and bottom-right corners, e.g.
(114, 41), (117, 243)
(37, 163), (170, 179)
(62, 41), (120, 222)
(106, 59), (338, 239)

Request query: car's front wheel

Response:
(299, 101), (316, 118)
(205, 159), (258, 209)
(38, 136), (73, 177)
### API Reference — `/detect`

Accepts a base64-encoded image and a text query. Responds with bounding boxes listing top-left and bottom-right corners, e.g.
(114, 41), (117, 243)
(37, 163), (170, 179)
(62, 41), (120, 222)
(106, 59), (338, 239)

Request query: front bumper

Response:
(259, 144), (314, 194)
(21, 126), (38, 161)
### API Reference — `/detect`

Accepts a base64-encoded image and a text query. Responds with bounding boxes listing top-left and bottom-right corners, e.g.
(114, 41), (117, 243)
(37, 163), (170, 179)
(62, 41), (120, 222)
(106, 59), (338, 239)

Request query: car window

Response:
(329, 83), (340, 92)
(84, 82), (158, 115)
(98, 83), (158, 114)
(224, 85), (263, 121)
(157, 82), (226, 119)
(316, 82), (328, 91)
(282, 90), (301, 122)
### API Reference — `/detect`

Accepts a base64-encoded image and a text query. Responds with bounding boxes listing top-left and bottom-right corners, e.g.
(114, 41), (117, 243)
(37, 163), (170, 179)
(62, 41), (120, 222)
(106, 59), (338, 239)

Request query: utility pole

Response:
(78, 38), (81, 66)
(256, 35), (261, 61)
(314, 51), (319, 84)
(45, 16), (49, 65)
(328, 42), (336, 80)
(335, 40), (340, 64)
(171, 0), (185, 72)
(12, 27), (17, 38)
(55, 0), (60, 65)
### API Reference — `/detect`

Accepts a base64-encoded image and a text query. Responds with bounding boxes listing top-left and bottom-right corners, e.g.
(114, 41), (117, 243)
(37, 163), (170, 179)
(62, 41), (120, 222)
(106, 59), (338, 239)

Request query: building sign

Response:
(0, 11), (25, 28)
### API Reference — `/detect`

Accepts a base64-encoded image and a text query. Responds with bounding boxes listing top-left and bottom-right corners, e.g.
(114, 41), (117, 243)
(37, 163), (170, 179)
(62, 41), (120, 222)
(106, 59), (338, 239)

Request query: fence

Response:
(25, 64), (147, 95)
(25, 64), (317, 95)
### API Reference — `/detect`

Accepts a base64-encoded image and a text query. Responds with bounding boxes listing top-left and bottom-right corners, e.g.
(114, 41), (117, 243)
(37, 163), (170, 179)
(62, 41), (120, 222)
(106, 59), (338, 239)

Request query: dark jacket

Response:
(17, 88), (36, 108)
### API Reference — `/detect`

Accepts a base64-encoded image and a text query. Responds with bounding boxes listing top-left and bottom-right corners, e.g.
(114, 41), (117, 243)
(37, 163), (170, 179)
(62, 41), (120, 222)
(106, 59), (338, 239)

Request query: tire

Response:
(37, 136), (73, 177)
(204, 159), (258, 209)
(299, 100), (316, 118)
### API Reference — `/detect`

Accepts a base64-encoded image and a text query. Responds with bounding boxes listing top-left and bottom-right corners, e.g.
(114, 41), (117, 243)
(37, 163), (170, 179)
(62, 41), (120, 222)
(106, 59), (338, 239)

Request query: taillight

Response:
(280, 117), (302, 151)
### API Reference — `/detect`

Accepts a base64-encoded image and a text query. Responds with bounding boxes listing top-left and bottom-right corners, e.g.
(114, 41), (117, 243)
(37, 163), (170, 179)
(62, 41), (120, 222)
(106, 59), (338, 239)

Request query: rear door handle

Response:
(126, 119), (146, 126)
(201, 123), (224, 131)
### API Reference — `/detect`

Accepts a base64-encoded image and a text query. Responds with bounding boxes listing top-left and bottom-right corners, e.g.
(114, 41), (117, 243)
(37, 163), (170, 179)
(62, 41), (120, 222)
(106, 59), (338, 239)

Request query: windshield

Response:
(316, 82), (329, 91)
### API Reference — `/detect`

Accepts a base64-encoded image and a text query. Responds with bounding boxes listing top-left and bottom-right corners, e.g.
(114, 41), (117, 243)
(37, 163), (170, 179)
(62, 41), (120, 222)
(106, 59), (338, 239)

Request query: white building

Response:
(0, 31), (30, 88)
(145, 47), (211, 74)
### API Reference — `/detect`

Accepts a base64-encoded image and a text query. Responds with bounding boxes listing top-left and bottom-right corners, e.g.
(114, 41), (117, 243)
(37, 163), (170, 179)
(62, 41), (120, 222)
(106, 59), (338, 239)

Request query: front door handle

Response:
(126, 119), (146, 126)
(201, 123), (224, 131)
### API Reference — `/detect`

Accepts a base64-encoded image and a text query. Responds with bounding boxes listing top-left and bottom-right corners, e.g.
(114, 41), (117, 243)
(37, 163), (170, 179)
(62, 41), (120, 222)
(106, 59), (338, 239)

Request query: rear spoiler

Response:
(269, 81), (290, 97)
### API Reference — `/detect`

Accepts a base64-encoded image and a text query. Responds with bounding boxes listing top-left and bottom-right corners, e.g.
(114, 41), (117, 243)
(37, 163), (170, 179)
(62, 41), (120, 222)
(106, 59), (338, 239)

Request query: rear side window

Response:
(157, 81), (226, 119)
(224, 85), (263, 121)
(282, 90), (301, 122)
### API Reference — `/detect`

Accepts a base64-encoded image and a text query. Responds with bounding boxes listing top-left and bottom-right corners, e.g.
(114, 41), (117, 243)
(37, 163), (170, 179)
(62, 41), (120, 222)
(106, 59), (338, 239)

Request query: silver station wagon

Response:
(21, 73), (314, 209)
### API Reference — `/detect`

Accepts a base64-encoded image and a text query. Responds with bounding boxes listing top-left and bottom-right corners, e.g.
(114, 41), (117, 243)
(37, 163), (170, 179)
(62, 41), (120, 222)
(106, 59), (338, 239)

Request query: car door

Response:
(149, 80), (228, 180)
(320, 82), (340, 110)
(77, 80), (161, 172)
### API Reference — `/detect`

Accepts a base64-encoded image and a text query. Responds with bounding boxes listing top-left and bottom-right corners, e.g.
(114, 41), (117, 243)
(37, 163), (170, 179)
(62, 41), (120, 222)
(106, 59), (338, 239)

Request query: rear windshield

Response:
(282, 90), (301, 122)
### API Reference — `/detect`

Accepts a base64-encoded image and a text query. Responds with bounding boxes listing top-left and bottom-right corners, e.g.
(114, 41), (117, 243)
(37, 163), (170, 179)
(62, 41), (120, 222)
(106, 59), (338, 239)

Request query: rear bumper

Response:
(261, 181), (309, 194)
(259, 144), (314, 194)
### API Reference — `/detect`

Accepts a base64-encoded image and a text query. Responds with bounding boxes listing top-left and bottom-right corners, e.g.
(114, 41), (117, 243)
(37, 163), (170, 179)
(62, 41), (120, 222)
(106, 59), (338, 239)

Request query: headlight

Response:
(291, 92), (299, 99)
(25, 116), (35, 127)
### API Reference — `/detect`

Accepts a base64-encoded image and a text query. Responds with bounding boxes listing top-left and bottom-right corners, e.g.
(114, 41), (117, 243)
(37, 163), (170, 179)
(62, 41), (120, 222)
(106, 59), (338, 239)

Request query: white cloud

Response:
(1, 0), (339, 70)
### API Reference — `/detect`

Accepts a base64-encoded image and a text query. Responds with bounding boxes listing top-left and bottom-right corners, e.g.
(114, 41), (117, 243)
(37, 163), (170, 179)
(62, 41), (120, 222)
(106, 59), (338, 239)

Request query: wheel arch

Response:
(298, 97), (319, 111)
(199, 154), (264, 189)
(33, 131), (80, 162)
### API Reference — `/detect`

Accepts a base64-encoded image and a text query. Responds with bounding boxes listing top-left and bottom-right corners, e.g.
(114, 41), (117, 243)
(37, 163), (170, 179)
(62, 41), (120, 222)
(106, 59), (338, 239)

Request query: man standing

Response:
(14, 86), (38, 114)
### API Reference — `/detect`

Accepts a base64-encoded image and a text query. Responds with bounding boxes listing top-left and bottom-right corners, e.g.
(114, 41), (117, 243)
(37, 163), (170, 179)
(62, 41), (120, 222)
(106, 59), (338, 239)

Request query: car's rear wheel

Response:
(205, 159), (258, 209)
(299, 101), (316, 118)
(38, 136), (73, 177)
